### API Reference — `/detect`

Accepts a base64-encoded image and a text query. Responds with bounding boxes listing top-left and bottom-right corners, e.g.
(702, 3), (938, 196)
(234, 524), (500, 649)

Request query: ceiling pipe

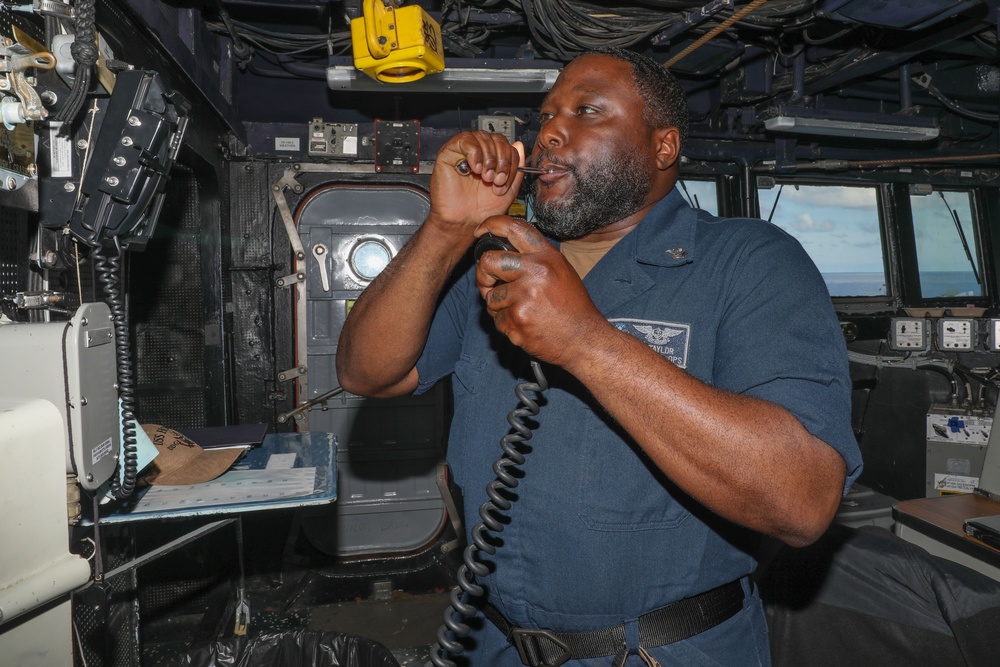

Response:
(664, 0), (769, 70)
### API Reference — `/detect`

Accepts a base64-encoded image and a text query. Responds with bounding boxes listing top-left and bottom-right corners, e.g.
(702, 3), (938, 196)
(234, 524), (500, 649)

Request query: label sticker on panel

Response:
(275, 137), (301, 151)
(92, 436), (114, 465)
(933, 473), (978, 494)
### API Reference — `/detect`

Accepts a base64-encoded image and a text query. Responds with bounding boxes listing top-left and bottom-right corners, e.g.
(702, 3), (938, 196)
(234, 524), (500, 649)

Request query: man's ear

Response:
(654, 127), (681, 171)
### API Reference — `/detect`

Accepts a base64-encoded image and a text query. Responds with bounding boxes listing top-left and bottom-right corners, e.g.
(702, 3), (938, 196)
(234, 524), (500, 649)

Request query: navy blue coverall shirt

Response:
(415, 188), (864, 666)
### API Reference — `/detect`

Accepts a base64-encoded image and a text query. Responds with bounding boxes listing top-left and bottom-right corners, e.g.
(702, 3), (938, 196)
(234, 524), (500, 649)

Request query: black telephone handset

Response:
(431, 234), (549, 667)
(473, 232), (516, 262)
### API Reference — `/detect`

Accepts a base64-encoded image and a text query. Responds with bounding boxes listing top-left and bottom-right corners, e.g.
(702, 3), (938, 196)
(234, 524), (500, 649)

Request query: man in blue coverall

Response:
(337, 48), (863, 667)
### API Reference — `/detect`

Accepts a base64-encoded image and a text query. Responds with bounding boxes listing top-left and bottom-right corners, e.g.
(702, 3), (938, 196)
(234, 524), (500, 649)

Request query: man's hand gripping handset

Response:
(447, 138), (607, 371)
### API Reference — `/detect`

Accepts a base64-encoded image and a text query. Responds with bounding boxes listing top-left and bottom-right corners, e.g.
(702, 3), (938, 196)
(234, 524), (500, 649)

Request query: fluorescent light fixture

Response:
(326, 65), (560, 93)
(764, 114), (939, 141)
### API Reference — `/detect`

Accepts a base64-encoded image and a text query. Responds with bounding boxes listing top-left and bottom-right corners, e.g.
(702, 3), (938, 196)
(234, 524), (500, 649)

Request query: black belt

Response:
(482, 580), (745, 667)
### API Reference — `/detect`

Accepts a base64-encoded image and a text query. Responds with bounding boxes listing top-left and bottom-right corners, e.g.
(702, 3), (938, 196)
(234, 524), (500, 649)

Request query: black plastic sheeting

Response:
(761, 524), (1000, 667)
(183, 630), (401, 667)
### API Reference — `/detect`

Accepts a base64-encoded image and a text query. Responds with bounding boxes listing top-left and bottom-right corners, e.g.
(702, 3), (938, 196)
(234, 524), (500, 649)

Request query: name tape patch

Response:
(610, 318), (690, 369)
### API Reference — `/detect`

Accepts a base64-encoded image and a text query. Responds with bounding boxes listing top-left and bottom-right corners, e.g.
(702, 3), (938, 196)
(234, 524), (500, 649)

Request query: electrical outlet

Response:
(476, 115), (516, 143)
(889, 317), (927, 350)
(307, 118), (359, 159)
(937, 318), (975, 351)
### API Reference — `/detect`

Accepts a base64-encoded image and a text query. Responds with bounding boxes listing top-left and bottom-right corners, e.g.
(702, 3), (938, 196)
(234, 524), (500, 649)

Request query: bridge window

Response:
(678, 179), (718, 216)
(756, 180), (885, 297)
(909, 188), (982, 299)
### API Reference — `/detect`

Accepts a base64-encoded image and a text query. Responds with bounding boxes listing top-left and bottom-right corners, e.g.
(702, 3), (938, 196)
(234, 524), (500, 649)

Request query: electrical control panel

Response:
(889, 317), (928, 350)
(987, 319), (1000, 351)
(374, 119), (420, 173)
(937, 318), (975, 351)
(476, 114), (516, 144)
(307, 118), (359, 159)
(926, 404), (991, 496)
(927, 406), (992, 445)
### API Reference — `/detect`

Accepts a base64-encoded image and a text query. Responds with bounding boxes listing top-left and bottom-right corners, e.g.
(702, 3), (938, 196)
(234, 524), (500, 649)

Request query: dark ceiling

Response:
(140, 0), (999, 163)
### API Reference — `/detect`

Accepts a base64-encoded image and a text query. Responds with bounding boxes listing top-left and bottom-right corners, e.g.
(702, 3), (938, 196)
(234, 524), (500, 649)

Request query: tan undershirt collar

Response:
(560, 236), (623, 279)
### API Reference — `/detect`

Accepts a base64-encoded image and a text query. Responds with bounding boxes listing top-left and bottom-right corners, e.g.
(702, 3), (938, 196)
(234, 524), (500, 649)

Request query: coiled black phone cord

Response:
(431, 359), (548, 667)
(94, 239), (139, 499)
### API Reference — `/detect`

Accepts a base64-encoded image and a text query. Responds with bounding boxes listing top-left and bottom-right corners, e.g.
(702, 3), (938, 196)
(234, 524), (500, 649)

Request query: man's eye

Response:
(540, 112), (554, 121)
(578, 106), (597, 114)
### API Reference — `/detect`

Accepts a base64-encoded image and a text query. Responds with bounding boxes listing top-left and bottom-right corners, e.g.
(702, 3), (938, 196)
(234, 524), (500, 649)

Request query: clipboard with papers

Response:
(94, 431), (337, 523)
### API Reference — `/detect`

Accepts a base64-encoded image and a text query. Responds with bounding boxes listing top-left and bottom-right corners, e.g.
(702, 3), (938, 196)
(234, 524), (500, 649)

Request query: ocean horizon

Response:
(823, 271), (981, 298)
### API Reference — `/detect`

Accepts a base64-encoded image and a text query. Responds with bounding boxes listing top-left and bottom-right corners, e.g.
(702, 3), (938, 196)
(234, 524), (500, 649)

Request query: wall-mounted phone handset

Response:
(431, 235), (550, 667)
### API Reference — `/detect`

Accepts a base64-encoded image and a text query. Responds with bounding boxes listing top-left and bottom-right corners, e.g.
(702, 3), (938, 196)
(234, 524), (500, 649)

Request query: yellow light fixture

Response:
(350, 0), (445, 84)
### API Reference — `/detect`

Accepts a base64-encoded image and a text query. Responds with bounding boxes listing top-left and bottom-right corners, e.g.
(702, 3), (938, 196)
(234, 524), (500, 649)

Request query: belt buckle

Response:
(510, 627), (571, 667)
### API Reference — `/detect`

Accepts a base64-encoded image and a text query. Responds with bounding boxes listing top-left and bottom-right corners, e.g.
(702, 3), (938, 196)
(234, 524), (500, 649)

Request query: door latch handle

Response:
(312, 243), (331, 292)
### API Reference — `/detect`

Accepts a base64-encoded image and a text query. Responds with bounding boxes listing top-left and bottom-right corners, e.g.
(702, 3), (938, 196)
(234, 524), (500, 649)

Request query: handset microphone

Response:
(473, 233), (516, 262)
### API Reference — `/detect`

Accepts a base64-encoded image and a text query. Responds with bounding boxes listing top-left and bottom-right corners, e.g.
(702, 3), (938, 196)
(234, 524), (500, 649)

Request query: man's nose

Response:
(536, 115), (567, 150)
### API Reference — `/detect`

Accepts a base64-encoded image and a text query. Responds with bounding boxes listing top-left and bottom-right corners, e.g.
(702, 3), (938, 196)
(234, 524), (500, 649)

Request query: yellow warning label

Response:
(507, 201), (527, 218)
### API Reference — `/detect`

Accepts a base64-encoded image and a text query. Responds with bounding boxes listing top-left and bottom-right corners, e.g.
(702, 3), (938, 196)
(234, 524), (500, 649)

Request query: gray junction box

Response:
(925, 404), (991, 496)
(0, 302), (120, 490)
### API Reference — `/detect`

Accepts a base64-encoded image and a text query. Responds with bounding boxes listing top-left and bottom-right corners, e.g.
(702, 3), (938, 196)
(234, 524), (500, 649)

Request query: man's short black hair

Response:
(584, 48), (690, 150)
